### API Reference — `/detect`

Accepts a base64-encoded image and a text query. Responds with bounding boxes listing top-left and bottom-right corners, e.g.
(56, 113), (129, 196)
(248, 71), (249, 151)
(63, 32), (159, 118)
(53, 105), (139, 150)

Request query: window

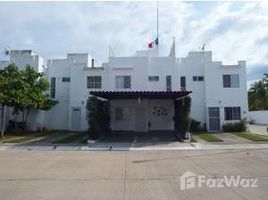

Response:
(148, 76), (159, 81)
(50, 77), (56, 98)
(166, 75), (172, 91)
(193, 76), (204, 81)
(180, 76), (186, 91)
(223, 74), (239, 88)
(116, 76), (131, 89)
(62, 77), (70, 82)
(224, 107), (241, 120)
(115, 107), (131, 120)
(87, 76), (102, 89)
(198, 76), (204, 81)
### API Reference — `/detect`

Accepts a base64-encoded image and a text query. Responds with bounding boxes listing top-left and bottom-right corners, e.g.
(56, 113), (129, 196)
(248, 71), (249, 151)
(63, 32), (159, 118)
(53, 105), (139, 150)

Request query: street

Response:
(0, 149), (267, 200)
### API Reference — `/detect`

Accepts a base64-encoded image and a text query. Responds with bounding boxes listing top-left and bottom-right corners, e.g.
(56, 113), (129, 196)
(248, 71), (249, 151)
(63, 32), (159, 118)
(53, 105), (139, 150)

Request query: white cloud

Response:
(0, 1), (267, 80)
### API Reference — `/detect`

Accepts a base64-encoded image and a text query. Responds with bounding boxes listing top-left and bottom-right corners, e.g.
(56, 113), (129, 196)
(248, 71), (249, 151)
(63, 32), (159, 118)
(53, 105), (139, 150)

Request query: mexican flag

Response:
(148, 37), (159, 48)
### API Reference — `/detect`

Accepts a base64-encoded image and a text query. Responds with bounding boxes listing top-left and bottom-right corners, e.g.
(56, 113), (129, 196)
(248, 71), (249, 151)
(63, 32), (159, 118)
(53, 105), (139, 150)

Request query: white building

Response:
(0, 41), (248, 133)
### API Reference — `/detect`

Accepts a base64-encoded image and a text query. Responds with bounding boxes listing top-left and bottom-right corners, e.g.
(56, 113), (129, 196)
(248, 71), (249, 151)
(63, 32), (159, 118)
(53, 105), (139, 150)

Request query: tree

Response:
(0, 64), (24, 137)
(0, 64), (57, 137)
(248, 74), (268, 111)
(16, 65), (57, 125)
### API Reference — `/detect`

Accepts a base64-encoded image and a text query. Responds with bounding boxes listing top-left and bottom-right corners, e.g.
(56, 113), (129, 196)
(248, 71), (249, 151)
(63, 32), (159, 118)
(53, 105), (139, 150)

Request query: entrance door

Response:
(71, 107), (81, 131)
(135, 108), (147, 132)
(208, 107), (220, 131)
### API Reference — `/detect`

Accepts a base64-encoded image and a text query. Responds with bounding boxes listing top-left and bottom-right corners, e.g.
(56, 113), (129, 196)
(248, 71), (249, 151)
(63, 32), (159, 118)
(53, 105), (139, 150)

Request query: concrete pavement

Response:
(1, 142), (268, 151)
(0, 149), (267, 200)
(248, 124), (268, 136)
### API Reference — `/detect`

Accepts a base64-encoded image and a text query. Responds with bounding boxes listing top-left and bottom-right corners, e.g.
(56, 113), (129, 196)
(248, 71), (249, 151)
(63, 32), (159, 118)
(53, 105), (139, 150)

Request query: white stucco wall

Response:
(249, 111), (268, 125)
(111, 99), (174, 131)
(45, 59), (70, 130)
(205, 60), (248, 130)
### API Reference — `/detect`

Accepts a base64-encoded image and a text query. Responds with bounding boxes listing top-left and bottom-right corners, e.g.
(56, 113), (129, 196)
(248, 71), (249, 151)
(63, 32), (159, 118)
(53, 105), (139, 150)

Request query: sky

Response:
(0, 1), (267, 86)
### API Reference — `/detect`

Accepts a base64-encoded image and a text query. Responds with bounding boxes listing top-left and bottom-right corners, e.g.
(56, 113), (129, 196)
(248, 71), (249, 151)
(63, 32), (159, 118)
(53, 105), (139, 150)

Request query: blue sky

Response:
(0, 1), (267, 85)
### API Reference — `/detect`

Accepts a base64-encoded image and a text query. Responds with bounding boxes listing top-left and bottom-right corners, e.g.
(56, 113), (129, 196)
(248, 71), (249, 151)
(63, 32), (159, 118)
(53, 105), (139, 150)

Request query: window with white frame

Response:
(223, 74), (239, 88)
(224, 107), (241, 120)
(87, 76), (102, 89)
(148, 76), (159, 81)
(116, 76), (131, 89)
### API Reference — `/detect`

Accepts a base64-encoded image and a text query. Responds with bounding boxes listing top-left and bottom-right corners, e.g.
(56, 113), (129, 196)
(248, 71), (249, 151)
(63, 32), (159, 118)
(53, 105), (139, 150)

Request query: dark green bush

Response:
(87, 96), (111, 140)
(189, 119), (207, 132)
(190, 119), (201, 132)
(174, 96), (191, 141)
(222, 119), (246, 132)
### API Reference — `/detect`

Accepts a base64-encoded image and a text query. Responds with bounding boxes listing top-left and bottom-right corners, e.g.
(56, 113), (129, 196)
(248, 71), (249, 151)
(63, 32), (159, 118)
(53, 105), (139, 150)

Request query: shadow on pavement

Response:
(88, 131), (181, 149)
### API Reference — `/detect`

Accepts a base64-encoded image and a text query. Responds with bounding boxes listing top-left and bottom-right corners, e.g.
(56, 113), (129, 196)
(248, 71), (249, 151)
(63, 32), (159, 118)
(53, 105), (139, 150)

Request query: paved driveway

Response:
(99, 131), (178, 143)
(89, 131), (181, 149)
(0, 149), (267, 200)
(248, 124), (268, 135)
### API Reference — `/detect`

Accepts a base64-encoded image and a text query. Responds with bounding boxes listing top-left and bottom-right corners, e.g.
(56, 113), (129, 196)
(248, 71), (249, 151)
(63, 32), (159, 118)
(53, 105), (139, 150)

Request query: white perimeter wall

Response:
(249, 111), (268, 125)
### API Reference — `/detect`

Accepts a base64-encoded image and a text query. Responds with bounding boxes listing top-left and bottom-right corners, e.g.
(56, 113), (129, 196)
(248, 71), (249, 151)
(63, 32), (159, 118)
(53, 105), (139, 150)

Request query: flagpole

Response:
(157, 0), (159, 53)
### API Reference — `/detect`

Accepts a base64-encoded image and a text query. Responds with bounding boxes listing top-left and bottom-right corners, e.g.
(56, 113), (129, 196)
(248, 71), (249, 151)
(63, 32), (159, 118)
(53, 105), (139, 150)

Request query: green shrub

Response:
(189, 119), (207, 132)
(174, 96), (191, 140)
(87, 97), (111, 140)
(222, 119), (246, 132)
(190, 119), (201, 131)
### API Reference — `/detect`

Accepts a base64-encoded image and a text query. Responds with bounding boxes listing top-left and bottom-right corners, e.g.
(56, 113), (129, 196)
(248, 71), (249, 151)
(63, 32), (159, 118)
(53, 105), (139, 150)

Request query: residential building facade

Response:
(0, 42), (248, 132)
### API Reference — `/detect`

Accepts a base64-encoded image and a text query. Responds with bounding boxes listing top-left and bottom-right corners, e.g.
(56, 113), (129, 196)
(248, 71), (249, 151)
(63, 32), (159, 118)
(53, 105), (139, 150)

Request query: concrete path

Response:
(248, 124), (268, 135)
(0, 149), (267, 200)
(215, 133), (250, 144)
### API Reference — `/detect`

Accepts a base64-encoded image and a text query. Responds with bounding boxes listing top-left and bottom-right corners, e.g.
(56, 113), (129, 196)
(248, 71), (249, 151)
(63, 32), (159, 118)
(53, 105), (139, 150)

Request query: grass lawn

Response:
(52, 132), (87, 144)
(0, 132), (50, 144)
(194, 132), (223, 142)
(233, 132), (268, 141)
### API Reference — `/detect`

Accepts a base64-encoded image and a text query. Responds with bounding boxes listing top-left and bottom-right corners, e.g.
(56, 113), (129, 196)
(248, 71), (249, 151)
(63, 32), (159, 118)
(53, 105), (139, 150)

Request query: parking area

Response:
(0, 149), (267, 200)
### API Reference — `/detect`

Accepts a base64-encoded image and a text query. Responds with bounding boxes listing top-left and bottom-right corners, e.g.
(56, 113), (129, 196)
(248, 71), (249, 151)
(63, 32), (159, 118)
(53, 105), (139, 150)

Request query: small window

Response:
(223, 74), (239, 88)
(50, 77), (56, 98)
(116, 76), (131, 89)
(224, 107), (241, 120)
(180, 76), (186, 91)
(198, 76), (204, 81)
(62, 77), (70, 82)
(193, 76), (204, 81)
(87, 76), (102, 89)
(166, 75), (172, 91)
(148, 76), (159, 81)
